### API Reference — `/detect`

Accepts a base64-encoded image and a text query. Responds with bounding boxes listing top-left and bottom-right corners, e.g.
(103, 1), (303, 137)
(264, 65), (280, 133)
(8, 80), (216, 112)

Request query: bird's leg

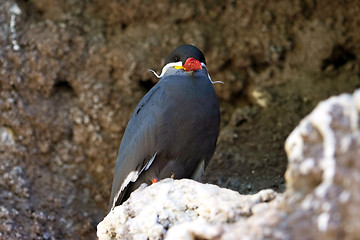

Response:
(152, 178), (158, 184)
(170, 173), (175, 179)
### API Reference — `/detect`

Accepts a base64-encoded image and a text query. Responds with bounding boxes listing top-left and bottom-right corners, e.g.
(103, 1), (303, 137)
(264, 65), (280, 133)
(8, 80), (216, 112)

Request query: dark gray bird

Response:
(108, 45), (220, 211)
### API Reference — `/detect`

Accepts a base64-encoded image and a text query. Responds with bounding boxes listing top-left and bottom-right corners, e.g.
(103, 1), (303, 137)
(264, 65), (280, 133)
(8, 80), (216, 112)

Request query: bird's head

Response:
(149, 44), (223, 84)
(165, 44), (205, 72)
(150, 44), (206, 78)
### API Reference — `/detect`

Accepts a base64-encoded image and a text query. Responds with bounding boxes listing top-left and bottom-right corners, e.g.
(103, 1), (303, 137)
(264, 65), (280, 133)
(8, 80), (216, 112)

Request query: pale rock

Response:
(97, 179), (276, 240)
(0, 126), (15, 146)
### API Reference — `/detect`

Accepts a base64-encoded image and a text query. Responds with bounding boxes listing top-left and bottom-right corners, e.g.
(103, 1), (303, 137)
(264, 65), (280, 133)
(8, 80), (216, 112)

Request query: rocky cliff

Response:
(0, 0), (359, 239)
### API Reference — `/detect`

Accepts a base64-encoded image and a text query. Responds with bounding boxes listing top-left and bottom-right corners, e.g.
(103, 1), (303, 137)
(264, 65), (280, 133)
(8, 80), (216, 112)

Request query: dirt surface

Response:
(0, 0), (359, 239)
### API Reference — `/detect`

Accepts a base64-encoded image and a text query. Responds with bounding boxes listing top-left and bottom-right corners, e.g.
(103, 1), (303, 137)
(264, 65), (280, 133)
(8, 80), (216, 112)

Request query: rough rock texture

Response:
(98, 89), (360, 239)
(97, 179), (276, 240)
(281, 89), (360, 239)
(1, 0), (360, 239)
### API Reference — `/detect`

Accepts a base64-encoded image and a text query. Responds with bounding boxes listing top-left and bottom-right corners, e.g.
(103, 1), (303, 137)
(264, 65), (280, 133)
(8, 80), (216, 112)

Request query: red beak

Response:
(183, 58), (202, 71)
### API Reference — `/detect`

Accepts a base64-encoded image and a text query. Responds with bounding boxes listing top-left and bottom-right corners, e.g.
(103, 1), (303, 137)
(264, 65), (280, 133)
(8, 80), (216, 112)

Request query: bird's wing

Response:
(108, 84), (164, 211)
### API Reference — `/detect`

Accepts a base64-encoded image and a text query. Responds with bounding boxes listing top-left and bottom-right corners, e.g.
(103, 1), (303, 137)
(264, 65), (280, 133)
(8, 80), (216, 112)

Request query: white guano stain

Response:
(317, 212), (330, 231)
(9, 3), (22, 51)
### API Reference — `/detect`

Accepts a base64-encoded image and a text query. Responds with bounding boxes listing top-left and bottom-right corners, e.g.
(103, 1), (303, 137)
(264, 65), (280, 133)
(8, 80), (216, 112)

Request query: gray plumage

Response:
(108, 45), (220, 211)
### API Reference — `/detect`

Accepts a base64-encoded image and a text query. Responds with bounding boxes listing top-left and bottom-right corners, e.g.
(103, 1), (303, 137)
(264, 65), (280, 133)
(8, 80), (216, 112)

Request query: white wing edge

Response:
(110, 153), (157, 210)
(191, 160), (205, 181)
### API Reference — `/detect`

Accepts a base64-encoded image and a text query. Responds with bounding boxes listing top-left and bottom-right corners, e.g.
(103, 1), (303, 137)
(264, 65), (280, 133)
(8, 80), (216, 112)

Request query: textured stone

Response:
(282, 89), (360, 239)
(97, 179), (276, 240)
